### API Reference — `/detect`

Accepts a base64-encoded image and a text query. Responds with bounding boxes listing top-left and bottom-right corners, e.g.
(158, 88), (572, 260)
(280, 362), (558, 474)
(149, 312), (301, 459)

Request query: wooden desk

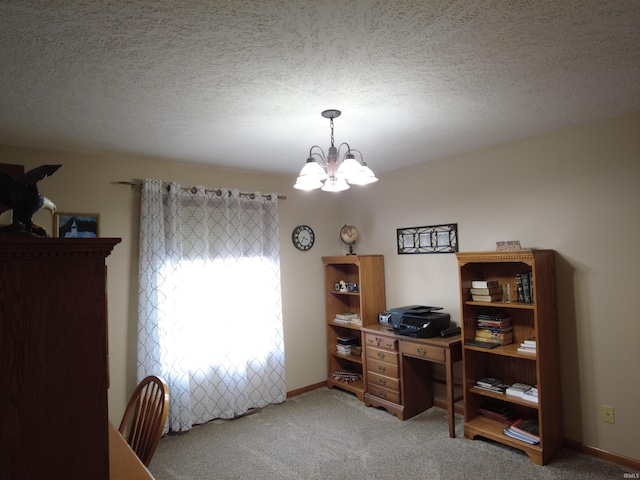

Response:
(109, 423), (155, 480)
(362, 325), (462, 437)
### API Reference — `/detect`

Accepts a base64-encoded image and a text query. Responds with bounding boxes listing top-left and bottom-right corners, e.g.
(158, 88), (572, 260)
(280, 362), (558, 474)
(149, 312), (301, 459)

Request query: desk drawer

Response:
(367, 383), (401, 404)
(400, 341), (445, 362)
(367, 371), (400, 391)
(364, 333), (398, 351)
(366, 346), (399, 366)
(367, 359), (399, 378)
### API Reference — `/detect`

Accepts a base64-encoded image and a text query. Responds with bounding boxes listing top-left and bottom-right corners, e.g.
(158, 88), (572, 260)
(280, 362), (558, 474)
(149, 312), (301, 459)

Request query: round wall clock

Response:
(292, 225), (315, 251)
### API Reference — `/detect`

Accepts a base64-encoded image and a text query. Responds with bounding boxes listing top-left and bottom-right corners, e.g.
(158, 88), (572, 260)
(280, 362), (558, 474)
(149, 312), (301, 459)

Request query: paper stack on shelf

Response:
(334, 312), (360, 324)
(517, 337), (537, 354)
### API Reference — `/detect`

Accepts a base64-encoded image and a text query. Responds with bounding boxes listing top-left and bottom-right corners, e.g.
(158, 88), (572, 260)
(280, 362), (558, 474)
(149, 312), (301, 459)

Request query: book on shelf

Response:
(471, 293), (503, 302)
(479, 401), (517, 424)
(476, 311), (509, 318)
(337, 335), (358, 345)
(522, 337), (536, 347)
(521, 387), (539, 403)
(477, 320), (511, 328)
(475, 329), (513, 341)
(503, 426), (540, 445)
(505, 382), (532, 397)
(335, 344), (352, 355)
(477, 314), (511, 321)
(509, 417), (540, 441)
(515, 274), (525, 303)
(476, 377), (502, 387)
(521, 273), (531, 303)
(476, 315), (511, 331)
(475, 382), (508, 393)
(333, 317), (351, 324)
(335, 312), (360, 320)
(471, 280), (499, 289)
(466, 339), (499, 349)
(517, 345), (536, 354)
(477, 324), (513, 333)
(470, 286), (503, 295)
(477, 323), (512, 332)
(474, 336), (513, 346)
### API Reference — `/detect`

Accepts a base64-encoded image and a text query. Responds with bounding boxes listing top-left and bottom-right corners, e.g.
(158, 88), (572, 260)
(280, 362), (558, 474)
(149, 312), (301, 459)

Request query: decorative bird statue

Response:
(0, 164), (61, 237)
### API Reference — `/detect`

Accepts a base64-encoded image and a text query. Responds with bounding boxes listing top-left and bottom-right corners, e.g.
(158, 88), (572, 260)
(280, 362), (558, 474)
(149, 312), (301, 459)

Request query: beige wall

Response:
(345, 110), (640, 462)
(1, 110), (638, 462)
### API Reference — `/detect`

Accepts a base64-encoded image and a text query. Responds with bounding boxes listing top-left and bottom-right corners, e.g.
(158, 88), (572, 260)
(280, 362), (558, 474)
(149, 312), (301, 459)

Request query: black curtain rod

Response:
(113, 181), (286, 200)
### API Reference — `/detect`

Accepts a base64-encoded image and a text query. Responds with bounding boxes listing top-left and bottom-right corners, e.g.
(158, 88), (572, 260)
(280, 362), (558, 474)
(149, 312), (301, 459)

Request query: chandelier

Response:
(294, 109), (378, 192)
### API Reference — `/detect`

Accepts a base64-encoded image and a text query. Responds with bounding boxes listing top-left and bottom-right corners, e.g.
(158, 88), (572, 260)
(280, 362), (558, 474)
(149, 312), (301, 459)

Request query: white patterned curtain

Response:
(137, 179), (286, 432)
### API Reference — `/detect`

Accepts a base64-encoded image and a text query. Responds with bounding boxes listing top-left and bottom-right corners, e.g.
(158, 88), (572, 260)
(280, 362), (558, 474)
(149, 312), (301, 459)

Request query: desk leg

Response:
(445, 348), (456, 438)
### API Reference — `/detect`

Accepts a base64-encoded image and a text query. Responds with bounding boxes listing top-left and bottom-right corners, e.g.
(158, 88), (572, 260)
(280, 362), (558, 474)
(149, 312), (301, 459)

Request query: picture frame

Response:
(53, 212), (100, 238)
(397, 223), (458, 254)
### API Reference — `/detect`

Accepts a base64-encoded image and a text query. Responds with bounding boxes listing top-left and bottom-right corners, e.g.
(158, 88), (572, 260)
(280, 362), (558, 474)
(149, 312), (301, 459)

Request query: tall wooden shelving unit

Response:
(456, 250), (562, 465)
(323, 255), (386, 401)
(0, 237), (120, 480)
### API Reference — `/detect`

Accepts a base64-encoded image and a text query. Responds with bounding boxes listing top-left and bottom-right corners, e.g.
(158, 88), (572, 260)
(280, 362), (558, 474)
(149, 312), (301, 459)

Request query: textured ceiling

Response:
(1, 0), (639, 176)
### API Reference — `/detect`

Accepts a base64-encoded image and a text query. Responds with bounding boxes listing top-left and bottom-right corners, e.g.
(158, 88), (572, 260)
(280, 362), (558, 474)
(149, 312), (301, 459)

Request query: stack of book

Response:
(475, 312), (513, 346)
(334, 312), (361, 325)
(479, 401), (517, 424)
(470, 280), (502, 302)
(503, 417), (540, 445)
(475, 377), (508, 393)
(517, 337), (536, 354)
(515, 272), (534, 304)
(336, 335), (358, 355)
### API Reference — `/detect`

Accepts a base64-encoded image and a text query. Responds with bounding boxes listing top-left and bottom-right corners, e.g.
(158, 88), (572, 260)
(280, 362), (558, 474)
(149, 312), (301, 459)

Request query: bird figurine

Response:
(0, 164), (61, 237)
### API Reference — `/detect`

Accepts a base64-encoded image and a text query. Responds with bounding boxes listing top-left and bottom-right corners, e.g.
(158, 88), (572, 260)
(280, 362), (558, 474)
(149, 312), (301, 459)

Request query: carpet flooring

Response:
(149, 387), (633, 480)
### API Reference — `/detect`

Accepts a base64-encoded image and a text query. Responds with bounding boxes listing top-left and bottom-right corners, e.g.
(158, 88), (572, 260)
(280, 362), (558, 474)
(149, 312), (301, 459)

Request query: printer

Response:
(390, 305), (451, 338)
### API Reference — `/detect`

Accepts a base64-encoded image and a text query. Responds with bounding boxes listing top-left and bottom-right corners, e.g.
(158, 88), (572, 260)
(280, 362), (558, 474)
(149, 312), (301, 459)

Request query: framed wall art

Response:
(53, 212), (100, 238)
(397, 223), (458, 254)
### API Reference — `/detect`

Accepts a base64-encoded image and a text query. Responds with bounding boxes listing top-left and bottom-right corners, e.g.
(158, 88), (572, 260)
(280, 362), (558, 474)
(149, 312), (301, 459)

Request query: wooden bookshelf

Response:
(456, 250), (562, 465)
(323, 255), (386, 401)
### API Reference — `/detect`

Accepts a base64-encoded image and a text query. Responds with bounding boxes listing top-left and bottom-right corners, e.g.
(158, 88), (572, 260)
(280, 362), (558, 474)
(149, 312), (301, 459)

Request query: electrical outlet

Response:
(602, 405), (615, 424)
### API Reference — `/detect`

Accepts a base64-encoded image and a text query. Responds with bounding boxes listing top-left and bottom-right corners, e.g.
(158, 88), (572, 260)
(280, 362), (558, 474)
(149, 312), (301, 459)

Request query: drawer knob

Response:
(385, 342), (393, 348)
(378, 365), (386, 372)
(378, 377), (387, 385)
(379, 390), (387, 399)
(377, 351), (385, 359)
(417, 347), (427, 356)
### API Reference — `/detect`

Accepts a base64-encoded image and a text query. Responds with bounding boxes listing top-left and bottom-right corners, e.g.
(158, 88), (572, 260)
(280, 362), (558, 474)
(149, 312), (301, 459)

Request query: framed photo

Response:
(397, 223), (458, 254)
(53, 212), (100, 238)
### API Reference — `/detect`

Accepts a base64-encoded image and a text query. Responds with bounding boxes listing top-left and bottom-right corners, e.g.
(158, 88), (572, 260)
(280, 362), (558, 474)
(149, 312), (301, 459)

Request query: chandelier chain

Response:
(330, 118), (335, 147)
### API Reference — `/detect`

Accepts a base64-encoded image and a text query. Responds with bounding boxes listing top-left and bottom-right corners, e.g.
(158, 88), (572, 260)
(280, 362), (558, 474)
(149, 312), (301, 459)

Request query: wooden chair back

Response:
(118, 375), (169, 466)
